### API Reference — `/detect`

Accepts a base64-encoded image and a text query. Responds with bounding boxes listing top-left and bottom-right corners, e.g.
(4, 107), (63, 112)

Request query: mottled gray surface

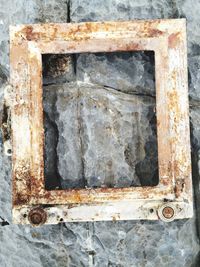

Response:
(0, 0), (200, 266)
(76, 52), (155, 96)
(44, 82), (158, 189)
(70, 0), (179, 22)
(188, 56), (200, 101)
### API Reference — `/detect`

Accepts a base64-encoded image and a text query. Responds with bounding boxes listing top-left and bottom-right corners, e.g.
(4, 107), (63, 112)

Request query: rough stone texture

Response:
(76, 52), (155, 96)
(188, 56), (200, 101)
(70, 0), (179, 22)
(44, 82), (158, 189)
(1, 0), (200, 266)
(91, 219), (199, 267)
(43, 86), (61, 190)
(190, 106), (200, 242)
(177, 0), (200, 56)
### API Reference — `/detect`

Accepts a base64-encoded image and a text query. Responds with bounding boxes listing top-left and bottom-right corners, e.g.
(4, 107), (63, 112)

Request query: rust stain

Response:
(18, 24), (92, 42)
(13, 160), (32, 206)
(168, 32), (181, 48)
(13, 192), (29, 205)
(141, 21), (164, 38)
(167, 89), (180, 121)
(28, 207), (47, 226)
(161, 178), (170, 186)
(175, 178), (185, 198)
(162, 206), (174, 219)
(112, 216), (117, 221)
(112, 213), (120, 221)
(125, 43), (142, 51)
(23, 26), (40, 41)
(148, 28), (164, 37)
(37, 184), (173, 205)
(13, 20), (166, 44)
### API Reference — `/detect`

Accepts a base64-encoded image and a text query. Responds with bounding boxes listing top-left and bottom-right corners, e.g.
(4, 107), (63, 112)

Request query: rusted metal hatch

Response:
(7, 19), (192, 226)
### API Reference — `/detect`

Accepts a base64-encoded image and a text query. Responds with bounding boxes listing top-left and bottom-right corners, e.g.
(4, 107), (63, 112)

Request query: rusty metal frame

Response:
(9, 19), (193, 225)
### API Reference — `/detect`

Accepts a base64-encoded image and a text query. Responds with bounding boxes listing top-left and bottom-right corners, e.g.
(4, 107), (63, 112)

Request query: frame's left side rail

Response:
(10, 38), (32, 206)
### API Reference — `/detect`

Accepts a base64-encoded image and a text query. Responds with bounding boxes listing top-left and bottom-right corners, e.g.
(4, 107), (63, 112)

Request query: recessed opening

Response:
(150, 208), (154, 213)
(42, 51), (158, 190)
(7, 149), (12, 154)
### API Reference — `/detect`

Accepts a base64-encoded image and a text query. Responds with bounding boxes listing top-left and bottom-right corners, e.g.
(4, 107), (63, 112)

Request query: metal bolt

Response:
(28, 208), (47, 226)
(162, 206), (174, 219)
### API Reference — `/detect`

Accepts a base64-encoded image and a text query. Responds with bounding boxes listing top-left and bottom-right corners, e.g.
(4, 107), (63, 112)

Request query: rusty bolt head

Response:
(162, 206), (174, 219)
(28, 208), (47, 226)
(158, 204), (176, 222)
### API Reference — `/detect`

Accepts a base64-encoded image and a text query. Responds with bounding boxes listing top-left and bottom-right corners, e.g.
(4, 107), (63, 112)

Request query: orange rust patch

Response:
(148, 28), (164, 37)
(13, 192), (29, 206)
(125, 43), (142, 51)
(168, 32), (181, 49)
(175, 178), (185, 198)
(28, 207), (47, 226)
(161, 179), (170, 186)
(141, 21), (163, 37)
(167, 89), (180, 115)
(36, 185), (173, 205)
(23, 26), (40, 41)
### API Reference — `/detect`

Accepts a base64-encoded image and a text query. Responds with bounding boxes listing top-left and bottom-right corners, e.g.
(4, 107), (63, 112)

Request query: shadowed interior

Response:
(42, 51), (158, 190)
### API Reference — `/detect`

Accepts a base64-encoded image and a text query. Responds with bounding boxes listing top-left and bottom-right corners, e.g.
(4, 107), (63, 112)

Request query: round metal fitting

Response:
(28, 207), (47, 226)
(158, 203), (176, 222)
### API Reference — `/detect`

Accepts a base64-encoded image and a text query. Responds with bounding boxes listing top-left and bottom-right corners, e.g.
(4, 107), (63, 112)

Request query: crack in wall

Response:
(67, 0), (71, 23)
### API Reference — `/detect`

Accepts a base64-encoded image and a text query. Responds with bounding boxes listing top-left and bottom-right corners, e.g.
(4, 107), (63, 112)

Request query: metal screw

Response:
(28, 208), (47, 226)
(162, 206), (174, 219)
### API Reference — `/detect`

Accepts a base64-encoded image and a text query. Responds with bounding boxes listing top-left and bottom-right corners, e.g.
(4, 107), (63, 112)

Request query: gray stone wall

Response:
(0, 0), (200, 266)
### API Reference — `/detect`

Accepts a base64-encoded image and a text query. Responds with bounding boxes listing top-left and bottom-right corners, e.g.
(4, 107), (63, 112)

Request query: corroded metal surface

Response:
(9, 19), (193, 225)
(28, 207), (47, 226)
(162, 206), (175, 219)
